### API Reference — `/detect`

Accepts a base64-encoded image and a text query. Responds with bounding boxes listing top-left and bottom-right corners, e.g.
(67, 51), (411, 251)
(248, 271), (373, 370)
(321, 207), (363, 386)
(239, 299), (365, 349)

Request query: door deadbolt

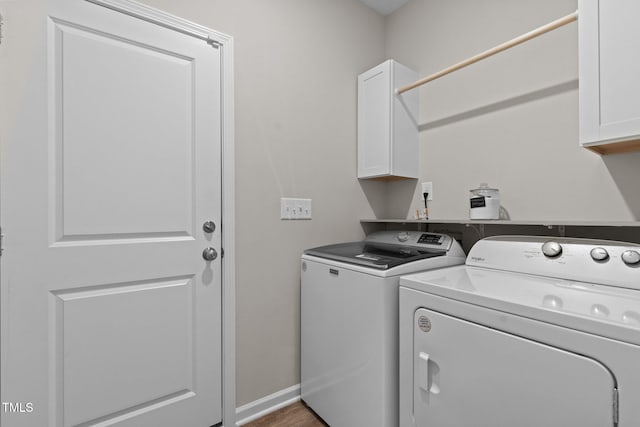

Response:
(202, 247), (218, 261)
(203, 221), (216, 233)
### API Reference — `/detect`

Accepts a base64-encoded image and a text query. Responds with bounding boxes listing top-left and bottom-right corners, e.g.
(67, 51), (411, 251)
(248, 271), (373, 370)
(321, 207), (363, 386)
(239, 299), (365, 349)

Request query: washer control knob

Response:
(397, 232), (410, 242)
(590, 247), (609, 262)
(621, 250), (640, 266)
(541, 241), (562, 258)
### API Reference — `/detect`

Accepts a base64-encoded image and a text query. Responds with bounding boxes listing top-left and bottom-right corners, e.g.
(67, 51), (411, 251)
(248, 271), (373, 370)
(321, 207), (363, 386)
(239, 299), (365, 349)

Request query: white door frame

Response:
(2, 0), (237, 425)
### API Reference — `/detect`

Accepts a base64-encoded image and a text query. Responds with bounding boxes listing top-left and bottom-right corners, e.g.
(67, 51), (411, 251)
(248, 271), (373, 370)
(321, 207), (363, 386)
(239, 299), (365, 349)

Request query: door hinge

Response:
(613, 387), (619, 425)
(0, 13), (4, 45)
(0, 227), (4, 256)
(206, 36), (220, 49)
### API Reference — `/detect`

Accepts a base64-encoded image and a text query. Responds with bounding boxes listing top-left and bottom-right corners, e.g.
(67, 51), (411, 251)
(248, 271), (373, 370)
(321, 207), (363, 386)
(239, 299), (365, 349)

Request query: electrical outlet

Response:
(281, 198), (312, 220)
(421, 182), (433, 200)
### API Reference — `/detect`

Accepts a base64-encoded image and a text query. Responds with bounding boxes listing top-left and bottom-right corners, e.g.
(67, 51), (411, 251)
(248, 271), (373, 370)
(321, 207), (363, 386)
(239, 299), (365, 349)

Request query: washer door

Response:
(413, 309), (617, 427)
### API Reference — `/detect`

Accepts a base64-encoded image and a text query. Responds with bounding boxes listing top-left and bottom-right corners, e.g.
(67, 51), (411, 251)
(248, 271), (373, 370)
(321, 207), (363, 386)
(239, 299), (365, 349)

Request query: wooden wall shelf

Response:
(360, 219), (640, 247)
(360, 219), (640, 227)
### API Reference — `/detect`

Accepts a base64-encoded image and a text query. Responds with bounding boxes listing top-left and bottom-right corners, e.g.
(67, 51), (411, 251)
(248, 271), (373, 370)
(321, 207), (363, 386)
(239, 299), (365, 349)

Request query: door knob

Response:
(202, 247), (218, 261)
(203, 221), (216, 233)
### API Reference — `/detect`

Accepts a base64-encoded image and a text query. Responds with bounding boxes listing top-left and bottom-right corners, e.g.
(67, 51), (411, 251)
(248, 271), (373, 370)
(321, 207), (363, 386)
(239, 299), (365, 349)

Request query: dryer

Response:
(301, 231), (465, 427)
(399, 236), (640, 427)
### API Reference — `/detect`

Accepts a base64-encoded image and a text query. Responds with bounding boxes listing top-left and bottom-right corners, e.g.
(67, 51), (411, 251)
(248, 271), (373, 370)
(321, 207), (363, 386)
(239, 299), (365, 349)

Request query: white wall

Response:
(136, 0), (386, 406)
(385, 0), (640, 222)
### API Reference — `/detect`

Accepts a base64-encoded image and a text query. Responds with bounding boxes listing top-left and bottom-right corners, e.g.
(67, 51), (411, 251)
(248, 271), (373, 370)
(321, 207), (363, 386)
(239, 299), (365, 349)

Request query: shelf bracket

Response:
(558, 224), (566, 237)
(465, 223), (485, 239)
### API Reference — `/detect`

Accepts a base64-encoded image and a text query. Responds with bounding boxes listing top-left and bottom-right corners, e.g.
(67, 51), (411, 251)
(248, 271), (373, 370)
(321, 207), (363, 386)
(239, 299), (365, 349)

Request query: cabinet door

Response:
(358, 62), (393, 178)
(357, 60), (418, 179)
(579, 0), (640, 152)
(413, 308), (616, 427)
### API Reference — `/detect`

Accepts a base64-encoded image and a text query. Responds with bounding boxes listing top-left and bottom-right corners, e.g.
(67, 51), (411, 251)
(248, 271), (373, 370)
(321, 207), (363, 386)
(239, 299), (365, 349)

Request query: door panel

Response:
(413, 308), (615, 427)
(1, 1), (222, 426)
(57, 277), (194, 426)
(55, 19), (195, 239)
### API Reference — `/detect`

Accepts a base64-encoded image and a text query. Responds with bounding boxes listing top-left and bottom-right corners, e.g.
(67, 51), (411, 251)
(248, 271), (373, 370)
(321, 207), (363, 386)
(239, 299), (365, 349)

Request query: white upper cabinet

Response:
(579, 0), (640, 154)
(358, 60), (419, 179)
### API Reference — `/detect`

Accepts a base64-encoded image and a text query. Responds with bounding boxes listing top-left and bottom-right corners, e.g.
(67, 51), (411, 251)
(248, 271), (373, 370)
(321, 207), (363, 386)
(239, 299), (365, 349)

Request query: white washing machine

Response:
(301, 231), (465, 427)
(399, 236), (640, 427)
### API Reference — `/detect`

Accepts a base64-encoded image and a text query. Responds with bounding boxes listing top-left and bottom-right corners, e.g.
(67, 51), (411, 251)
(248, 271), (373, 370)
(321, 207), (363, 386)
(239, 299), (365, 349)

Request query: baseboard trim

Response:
(235, 384), (301, 426)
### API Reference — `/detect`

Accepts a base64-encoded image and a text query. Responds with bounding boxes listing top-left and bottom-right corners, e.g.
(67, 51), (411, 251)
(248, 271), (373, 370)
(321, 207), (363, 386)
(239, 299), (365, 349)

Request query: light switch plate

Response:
(281, 198), (312, 220)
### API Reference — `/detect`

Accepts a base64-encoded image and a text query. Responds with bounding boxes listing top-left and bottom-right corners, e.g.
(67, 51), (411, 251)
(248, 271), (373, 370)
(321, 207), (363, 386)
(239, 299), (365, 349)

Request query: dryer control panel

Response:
(365, 231), (457, 251)
(467, 236), (640, 290)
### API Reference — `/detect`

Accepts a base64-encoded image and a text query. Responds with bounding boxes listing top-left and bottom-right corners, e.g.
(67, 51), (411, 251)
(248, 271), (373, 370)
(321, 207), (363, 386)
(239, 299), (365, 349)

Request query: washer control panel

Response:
(393, 231), (445, 246)
(364, 231), (458, 252)
(467, 236), (640, 290)
(417, 233), (445, 245)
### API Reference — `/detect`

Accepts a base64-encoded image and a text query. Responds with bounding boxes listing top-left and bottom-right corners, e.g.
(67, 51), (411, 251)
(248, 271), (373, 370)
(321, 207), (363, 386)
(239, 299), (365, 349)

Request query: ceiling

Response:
(358, 0), (409, 16)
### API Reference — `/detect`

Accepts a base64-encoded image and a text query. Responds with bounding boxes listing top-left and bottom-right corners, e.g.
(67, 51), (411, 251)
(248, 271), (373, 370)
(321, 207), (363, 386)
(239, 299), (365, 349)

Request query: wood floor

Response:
(243, 401), (328, 427)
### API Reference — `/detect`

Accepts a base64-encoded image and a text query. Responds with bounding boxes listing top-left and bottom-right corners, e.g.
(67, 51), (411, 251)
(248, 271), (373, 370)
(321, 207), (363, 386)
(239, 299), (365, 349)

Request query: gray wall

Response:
(384, 0), (640, 222)
(137, 0), (386, 406)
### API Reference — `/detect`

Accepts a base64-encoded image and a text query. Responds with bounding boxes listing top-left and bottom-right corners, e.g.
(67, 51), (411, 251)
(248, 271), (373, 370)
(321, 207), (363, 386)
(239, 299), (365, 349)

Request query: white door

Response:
(413, 309), (617, 427)
(1, 1), (223, 426)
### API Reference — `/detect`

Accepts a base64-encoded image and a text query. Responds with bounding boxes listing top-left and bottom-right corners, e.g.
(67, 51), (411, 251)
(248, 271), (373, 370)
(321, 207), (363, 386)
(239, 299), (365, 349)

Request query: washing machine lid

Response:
(400, 265), (640, 346)
(304, 241), (446, 270)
